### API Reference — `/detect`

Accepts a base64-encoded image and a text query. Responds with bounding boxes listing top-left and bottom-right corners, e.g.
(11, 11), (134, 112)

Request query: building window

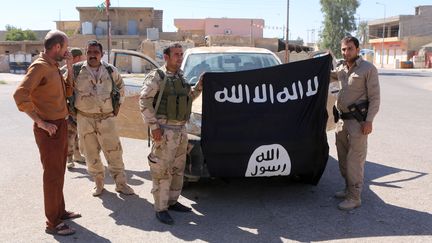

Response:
(390, 25), (399, 37)
(214, 25), (219, 28)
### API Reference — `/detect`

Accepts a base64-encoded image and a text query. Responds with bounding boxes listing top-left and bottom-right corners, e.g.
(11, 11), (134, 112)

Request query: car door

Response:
(111, 50), (160, 139)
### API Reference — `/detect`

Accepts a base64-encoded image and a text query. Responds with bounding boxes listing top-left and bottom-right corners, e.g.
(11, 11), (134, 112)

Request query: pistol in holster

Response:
(332, 105), (340, 123)
(347, 101), (369, 122)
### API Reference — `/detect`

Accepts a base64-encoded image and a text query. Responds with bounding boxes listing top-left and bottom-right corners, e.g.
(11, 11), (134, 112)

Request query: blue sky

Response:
(1, 0), (430, 41)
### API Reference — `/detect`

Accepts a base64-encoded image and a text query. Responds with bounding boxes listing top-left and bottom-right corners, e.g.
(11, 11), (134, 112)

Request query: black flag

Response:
(201, 55), (331, 185)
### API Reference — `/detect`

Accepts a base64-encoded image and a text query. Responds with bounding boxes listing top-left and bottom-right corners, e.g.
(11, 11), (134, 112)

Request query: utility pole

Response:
(250, 19), (253, 46)
(106, 0), (111, 63)
(285, 0), (290, 63)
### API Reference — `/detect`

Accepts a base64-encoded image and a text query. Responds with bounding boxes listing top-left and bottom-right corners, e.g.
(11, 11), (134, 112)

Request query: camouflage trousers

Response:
(67, 117), (84, 161)
(77, 112), (128, 185)
(335, 119), (368, 201)
(148, 125), (188, 212)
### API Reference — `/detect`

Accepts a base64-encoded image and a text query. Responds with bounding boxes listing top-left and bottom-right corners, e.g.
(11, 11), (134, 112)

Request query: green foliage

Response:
(65, 30), (75, 37)
(319, 0), (359, 57)
(5, 25), (37, 41)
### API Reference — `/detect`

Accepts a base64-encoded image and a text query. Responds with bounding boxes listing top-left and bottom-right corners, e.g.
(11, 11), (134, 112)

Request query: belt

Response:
(159, 124), (185, 131)
(77, 110), (113, 119)
(340, 112), (355, 120)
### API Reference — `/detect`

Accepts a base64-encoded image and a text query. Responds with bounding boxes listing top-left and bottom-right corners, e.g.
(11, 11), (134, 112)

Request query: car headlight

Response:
(186, 112), (202, 136)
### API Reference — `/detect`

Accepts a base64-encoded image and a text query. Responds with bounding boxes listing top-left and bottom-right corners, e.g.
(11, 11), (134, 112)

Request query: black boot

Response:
(168, 202), (192, 212)
(155, 211), (174, 225)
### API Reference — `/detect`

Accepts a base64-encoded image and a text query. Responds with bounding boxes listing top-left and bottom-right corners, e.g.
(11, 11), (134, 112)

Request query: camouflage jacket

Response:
(139, 65), (202, 130)
(68, 61), (125, 114)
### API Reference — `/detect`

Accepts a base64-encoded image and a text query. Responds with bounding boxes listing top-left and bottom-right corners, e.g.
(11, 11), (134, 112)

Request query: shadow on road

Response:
(174, 156), (430, 242)
(66, 156), (431, 242)
(68, 166), (147, 187)
(48, 222), (110, 243)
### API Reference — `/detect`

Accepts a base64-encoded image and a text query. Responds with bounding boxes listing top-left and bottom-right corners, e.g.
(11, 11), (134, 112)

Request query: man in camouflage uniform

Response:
(331, 36), (380, 210)
(60, 48), (86, 169)
(71, 40), (134, 197)
(139, 43), (203, 225)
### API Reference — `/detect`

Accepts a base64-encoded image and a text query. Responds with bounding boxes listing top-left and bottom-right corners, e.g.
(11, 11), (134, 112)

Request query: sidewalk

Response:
(0, 73), (25, 83)
(377, 67), (432, 72)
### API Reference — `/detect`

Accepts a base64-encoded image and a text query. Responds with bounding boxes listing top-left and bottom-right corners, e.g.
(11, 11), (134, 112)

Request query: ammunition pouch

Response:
(111, 85), (121, 116)
(347, 101), (369, 122)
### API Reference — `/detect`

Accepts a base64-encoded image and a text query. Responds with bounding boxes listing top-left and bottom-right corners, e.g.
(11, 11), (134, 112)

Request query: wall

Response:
(400, 6), (432, 38)
(77, 7), (161, 36)
(0, 55), (9, 72)
(175, 18), (264, 39)
(205, 18), (263, 38)
(0, 41), (43, 55)
(56, 21), (81, 35)
(140, 40), (194, 65)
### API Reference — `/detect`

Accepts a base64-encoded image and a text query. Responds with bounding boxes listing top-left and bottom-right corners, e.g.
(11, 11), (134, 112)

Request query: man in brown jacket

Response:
(332, 36), (380, 211)
(13, 30), (81, 236)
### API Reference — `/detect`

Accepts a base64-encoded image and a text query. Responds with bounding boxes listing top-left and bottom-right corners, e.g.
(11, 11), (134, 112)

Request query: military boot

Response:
(92, 176), (105, 197)
(338, 198), (361, 211)
(114, 173), (135, 195)
(338, 184), (361, 210)
(115, 183), (135, 195)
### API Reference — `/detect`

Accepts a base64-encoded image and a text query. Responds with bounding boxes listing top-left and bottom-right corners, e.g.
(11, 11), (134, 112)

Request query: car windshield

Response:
(183, 52), (279, 84)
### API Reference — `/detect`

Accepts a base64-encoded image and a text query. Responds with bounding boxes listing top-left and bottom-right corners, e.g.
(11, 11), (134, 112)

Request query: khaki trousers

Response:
(335, 119), (368, 200)
(33, 119), (68, 228)
(148, 126), (188, 212)
(77, 113), (127, 185)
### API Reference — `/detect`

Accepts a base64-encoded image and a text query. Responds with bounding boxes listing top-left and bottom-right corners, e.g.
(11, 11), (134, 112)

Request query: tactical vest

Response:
(155, 75), (192, 121)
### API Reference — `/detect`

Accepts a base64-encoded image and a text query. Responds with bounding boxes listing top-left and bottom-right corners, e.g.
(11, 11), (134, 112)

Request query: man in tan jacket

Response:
(70, 40), (134, 197)
(332, 36), (380, 211)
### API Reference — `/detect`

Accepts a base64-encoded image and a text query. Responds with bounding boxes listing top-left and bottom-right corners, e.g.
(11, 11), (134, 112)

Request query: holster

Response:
(347, 101), (369, 122)
(332, 105), (340, 123)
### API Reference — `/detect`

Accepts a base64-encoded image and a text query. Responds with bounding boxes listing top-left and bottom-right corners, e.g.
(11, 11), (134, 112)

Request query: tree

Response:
(356, 21), (369, 48)
(5, 25), (37, 41)
(319, 0), (359, 57)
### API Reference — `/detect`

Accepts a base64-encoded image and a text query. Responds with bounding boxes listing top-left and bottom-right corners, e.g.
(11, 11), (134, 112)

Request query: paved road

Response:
(0, 70), (431, 242)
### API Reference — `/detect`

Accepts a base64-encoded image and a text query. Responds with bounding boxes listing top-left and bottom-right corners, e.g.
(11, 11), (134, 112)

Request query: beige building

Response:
(368, 5), (432, 68)
(55, 7), (165, 51)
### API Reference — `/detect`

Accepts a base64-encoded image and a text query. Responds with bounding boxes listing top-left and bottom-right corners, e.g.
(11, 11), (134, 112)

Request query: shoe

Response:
(115, 184), (135, 195)
(168, 202), (192, 212)
(338, 198), (361, 211)
(45, 222), (75, 236)
(334, 190), (347, 199)
(92, 186), (104, 197)
(66, 159), (75, 169)
(92, 177), (105, 197)
(156, 211), (174, 225)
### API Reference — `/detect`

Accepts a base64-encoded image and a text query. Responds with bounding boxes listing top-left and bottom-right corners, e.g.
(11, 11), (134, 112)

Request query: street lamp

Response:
(285, 0), (290, 63)
(376, 2), (386, 68)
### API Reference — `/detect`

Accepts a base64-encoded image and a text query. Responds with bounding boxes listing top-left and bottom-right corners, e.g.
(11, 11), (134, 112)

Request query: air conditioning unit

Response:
(224, 29), (232, 35)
